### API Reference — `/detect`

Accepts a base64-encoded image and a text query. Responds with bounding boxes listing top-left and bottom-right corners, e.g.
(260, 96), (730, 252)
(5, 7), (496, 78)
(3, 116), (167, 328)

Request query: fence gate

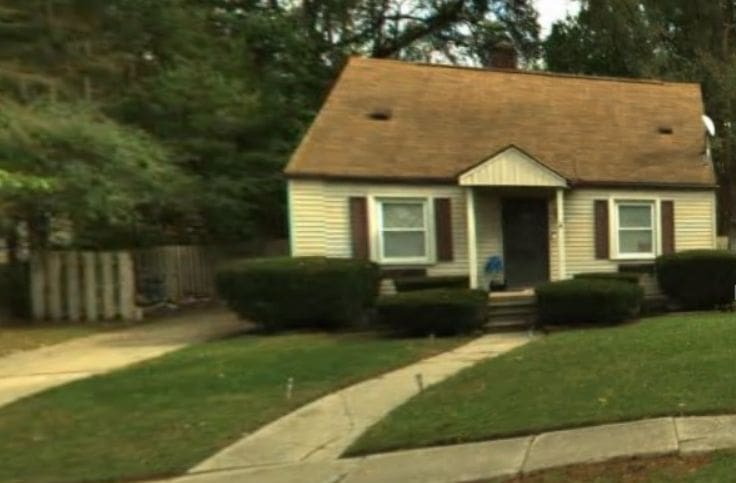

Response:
(30, 251), (138, 322)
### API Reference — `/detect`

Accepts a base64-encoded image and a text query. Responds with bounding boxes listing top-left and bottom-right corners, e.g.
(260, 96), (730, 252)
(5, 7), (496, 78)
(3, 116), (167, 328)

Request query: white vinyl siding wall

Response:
(289, 179), (470, 277)
(288, 180), (716, 294)
(564, 188), (717, 295)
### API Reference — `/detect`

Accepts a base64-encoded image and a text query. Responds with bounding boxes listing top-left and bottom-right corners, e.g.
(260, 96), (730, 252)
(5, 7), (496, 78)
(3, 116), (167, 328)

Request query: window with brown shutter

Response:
(594, 200), (609, 259)
(661, 200), (675, 254)
(434, 198), (453, 261)
(349, 197), (369, 259)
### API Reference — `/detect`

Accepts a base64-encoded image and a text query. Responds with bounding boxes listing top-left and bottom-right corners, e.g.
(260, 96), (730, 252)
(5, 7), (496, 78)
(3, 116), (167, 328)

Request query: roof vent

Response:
(368, 108), (392, 121)
(658, 126), (674, 135)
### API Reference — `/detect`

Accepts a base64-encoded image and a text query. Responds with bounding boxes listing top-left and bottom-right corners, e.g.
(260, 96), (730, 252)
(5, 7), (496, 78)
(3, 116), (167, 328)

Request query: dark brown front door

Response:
(502, 198), (550, 288)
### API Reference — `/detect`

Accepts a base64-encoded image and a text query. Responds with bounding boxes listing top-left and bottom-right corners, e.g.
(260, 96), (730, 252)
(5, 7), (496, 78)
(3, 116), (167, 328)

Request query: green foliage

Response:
(0, 0), (543, 246)
(0, 100), (193, 247)
(393, 276), (469, 292)
(656, 249), (736, 309)
(377, 288), (488, 336)
(216, 257), (380, 330)
(536, 279), (643, 325)
(573, 272), (641, 285)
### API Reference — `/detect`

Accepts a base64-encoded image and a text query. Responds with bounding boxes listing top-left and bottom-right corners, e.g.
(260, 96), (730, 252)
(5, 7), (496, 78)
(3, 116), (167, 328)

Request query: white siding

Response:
(473, 191), (503, 288)
(289, 179), (469, 277)
(289, 180), (717, 295)
(564, 188), (717, 295)
(459, 147), (567, 187)
(287, 179), (326, 255)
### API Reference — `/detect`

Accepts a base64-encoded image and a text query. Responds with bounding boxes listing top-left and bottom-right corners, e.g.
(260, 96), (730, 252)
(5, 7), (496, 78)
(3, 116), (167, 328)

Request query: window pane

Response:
(382, 203), (424, 228)
(619, 205), (652, 228)
(384, 231), (426, 258)
(619, 230), (653, 254)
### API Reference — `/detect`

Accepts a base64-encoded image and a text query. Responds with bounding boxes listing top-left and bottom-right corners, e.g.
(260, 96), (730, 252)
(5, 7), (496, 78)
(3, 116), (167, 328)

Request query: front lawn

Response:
(0, 332), (460, 483)
(0, 323), (96, 357)
(349, 312), (736, 455)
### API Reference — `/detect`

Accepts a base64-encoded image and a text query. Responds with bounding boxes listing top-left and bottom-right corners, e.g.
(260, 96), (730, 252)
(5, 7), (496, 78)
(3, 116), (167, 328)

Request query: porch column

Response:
(556, 188), (567, 280)
(465, 188), (479, 289)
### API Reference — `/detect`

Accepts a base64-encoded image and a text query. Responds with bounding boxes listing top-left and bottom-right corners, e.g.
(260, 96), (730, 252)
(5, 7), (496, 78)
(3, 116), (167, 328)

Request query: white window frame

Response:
(375, 197), (433, 264)
(612, 199), (658, 259)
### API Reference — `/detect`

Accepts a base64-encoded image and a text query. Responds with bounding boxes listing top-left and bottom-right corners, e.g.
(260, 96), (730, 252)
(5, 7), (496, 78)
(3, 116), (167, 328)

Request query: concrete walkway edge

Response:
(171, 414), (736, 483)
(190, 332), (532, 473)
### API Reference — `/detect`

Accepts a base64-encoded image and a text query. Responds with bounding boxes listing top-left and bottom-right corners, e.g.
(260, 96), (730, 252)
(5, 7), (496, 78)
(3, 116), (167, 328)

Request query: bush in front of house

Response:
(573, 272), (641, 285)
(536, 279), (644, 325)
(216, 257), (380, 330)
(377, 288), (488, 336)
(656, 249), (736, 310)
(393, 275), (469, 292)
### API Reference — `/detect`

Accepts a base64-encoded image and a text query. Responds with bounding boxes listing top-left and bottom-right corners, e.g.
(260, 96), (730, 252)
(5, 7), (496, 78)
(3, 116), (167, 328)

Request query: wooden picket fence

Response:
(30, 251), (138, 322)
(29, 245), (219, 322)
(132, 245), (216, 305)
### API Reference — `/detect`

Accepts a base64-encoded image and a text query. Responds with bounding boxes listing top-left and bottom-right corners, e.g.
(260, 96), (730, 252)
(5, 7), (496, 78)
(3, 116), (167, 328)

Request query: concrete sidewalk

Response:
(169, 415), (736, 483)
(0, 308), (246, 407)
(191, 332), (531, 473)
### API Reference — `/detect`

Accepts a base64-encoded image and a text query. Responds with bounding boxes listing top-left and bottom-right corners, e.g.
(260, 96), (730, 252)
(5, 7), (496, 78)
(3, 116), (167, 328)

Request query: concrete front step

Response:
(488, 290), (537, 330)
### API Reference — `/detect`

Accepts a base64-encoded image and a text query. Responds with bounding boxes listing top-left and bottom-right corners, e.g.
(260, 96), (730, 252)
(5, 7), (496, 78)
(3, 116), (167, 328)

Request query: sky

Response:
(535, 0), (580, 37)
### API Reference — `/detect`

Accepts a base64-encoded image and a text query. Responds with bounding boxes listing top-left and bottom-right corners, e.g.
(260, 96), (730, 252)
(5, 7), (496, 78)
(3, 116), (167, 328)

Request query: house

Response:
(284, 55), (717, 297)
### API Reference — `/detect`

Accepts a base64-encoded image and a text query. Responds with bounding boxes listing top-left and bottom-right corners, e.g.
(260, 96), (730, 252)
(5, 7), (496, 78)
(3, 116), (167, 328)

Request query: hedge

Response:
(393, 276), (469, 292)
(656, 250), (736, 310)
(573, 272), (641, 285)
(216, 257), (380, 330)
(377, 288), (488, 336)
(536, 279), (643, 325)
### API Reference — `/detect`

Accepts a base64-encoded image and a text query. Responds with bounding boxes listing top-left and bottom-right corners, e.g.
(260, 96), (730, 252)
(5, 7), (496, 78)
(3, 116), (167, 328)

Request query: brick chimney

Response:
(489, 40), (518, 69)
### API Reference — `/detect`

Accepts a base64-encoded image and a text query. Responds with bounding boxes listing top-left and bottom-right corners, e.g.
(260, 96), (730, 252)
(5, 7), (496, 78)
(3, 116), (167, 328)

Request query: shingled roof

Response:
(285, 57), (716, 188)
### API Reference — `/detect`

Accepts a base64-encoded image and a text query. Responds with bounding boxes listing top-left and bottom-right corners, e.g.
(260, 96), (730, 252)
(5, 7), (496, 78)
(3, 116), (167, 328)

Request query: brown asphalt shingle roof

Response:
(285, 57), (716, 187)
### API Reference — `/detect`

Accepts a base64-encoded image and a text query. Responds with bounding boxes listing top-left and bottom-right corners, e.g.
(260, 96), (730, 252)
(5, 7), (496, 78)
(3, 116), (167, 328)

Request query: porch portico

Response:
(459, 146), (569, 290)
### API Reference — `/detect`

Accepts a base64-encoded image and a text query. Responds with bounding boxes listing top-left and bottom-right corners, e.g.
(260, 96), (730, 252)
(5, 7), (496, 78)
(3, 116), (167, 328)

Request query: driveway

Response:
(0, 308), (246, 408)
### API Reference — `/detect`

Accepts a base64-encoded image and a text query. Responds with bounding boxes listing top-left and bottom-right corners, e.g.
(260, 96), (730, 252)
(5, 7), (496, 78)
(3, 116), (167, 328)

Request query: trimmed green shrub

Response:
(573, 272), (641, 285)
(216, 257), (380, 330)
(536, 279), (643, 325)
(656, 250), (736, 310)
(377, 288), (488, 336)
(393, 276), (469, 292)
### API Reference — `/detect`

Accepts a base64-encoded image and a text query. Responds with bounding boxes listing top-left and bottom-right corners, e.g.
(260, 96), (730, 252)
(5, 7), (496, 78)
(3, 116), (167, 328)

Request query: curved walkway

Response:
(190, 332), (531, 473)
(171, 414), (736, 483)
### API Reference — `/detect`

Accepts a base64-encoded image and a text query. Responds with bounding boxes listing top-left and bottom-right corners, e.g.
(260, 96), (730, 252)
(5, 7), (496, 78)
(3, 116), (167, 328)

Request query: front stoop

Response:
(487, 290), (537, 330)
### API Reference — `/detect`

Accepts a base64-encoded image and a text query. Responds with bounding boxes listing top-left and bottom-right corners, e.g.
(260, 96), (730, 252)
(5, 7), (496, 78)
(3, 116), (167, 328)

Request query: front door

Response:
(502, 198), (550, 288)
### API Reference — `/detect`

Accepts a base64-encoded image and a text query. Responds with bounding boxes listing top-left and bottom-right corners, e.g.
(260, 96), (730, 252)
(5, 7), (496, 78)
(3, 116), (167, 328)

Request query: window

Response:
(377, 199), (429, 262)
(616, 201), (655, 257)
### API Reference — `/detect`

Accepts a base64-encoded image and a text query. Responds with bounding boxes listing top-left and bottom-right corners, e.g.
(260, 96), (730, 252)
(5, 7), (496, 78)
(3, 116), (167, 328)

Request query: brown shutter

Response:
(661, 200), (675, 254)
(349, 197), (369, 259)
(594, 200), (609, 259)
(434, 198), (454, 261)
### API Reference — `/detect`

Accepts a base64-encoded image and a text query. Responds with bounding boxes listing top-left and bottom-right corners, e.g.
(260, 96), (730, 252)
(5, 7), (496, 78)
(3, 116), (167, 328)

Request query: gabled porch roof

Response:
(458, 145), (568, 188)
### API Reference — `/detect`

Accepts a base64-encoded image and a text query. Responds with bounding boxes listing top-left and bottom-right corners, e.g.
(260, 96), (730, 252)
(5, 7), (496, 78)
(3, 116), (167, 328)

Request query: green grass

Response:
(349, 312), (736, 455)
(0, 323), (96, 357)
(0, 332), (461, 483)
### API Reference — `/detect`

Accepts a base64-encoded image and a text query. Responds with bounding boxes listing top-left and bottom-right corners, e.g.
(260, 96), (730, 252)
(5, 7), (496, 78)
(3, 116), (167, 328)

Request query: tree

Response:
(0, 0), (543, 246)
(0, 100), (193, 251)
